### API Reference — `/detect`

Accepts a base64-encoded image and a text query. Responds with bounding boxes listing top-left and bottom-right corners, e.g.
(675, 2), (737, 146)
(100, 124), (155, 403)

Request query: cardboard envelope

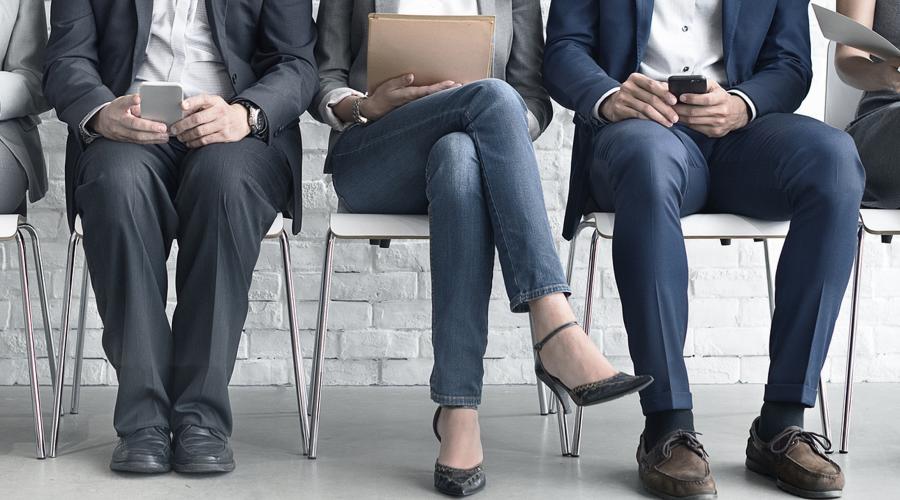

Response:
(366, 14), (496, 92)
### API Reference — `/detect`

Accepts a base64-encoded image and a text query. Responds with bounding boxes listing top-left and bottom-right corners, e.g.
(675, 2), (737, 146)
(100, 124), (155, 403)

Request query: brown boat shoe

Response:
(745, 417), (844, 499)
(637, 431), (718, 500)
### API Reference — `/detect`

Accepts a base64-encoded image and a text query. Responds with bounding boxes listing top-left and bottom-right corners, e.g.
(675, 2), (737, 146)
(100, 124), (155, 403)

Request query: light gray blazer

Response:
(0, 0), (50, 203)
(312, 0), (552, 156)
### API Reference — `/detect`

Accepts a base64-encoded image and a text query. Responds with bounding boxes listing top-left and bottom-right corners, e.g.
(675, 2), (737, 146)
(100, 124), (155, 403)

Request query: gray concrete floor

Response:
(1, 384), (897, 499)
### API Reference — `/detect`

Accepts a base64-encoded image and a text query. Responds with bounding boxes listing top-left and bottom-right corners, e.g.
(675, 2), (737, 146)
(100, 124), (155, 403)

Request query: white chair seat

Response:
(0, 214), (22, 239)
(330, 213), (430, 240)
(860, 209), (900, 236)
(74, 214), (287, 238)
(587, 212), (791, 240)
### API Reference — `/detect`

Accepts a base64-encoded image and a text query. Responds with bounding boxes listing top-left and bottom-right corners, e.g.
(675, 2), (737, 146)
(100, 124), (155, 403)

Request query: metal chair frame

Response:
(0, 215), (55, 459)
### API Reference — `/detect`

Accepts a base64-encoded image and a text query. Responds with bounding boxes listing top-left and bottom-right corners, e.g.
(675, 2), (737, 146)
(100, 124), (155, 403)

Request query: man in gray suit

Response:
(0, 0), (50, 214)
(43, 0), (318, 474)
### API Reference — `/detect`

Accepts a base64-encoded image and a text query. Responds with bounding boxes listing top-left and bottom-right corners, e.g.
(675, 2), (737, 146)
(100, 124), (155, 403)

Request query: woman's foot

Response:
(435, 407), (483, 469)
(530, 294), (619, 390)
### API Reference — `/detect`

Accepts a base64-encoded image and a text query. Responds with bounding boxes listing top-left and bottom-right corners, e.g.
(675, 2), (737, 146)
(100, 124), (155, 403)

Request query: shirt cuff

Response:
(320, 87), (366, 132)
(80, 102), (111, 144)
(728, 89), (757, 122)
(593, 87), (621, 123)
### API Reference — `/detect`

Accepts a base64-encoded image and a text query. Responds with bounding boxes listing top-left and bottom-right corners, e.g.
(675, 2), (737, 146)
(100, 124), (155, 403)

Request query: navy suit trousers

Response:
(587, 114), (865, 415)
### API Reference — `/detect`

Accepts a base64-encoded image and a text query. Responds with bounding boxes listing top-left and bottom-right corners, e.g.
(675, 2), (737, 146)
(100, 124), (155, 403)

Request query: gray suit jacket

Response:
(312, 0), (552, 158)
(0, 0), (50, 203)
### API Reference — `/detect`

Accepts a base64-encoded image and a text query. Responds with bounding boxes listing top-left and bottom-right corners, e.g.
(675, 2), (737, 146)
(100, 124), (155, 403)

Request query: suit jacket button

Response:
(232, 74), (238, 84)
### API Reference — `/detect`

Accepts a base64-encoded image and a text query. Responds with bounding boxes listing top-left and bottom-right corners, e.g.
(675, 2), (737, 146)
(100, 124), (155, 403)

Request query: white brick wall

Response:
(2, 1), (896, 387)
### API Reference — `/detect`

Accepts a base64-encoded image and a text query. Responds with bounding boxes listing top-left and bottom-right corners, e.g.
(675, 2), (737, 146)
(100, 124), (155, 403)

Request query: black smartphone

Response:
(668, 75), (708, 99)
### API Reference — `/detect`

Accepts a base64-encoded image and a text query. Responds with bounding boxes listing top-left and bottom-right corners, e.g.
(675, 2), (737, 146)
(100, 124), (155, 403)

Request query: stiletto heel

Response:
(432, 407), (486, 497)
(533, 321), (654, 407)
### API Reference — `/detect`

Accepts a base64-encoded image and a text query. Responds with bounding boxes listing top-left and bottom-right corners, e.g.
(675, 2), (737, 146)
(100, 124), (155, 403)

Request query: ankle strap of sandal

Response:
(533, 321), (579, 351)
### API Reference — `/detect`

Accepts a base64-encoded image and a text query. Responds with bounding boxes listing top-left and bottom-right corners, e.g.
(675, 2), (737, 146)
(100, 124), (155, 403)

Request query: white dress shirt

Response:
(127, 0), (234, 98)
(595, 0), (756, 122)
(81, 0), (234, 141)
(318, 1), (483, 132)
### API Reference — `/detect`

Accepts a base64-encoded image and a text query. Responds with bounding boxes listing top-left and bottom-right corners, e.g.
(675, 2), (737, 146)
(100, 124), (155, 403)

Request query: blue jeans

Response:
(588, 115), (865, 414)
(329, 79), (571, 406)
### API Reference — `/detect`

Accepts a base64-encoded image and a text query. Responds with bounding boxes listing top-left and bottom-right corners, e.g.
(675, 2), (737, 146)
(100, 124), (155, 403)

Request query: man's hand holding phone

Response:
(675, 80), (749, 138)
(171, 95), (251, 149)
(89, 95), (169, 145)
(599, 73), (679, 128)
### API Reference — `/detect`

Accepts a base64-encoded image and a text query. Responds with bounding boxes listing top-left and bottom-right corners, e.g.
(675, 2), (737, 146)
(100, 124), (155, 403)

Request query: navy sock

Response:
(758, 401), (805, 442)
(643, 409), (694, 451)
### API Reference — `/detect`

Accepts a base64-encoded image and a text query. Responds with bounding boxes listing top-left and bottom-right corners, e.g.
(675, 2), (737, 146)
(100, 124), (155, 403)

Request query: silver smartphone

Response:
(139, 82), (184, 127)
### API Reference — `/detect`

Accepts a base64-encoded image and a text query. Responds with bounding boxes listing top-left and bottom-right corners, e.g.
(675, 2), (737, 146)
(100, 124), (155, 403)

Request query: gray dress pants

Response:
(847, 101), (900, 209)
(74, 137), (292, 436)
(0, 141), (27, 214)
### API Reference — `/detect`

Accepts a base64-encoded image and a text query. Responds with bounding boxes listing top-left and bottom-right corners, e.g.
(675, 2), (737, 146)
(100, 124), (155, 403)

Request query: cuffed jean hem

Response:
(431, 391), (482, 408)
(510, 284), (572, 313)
(640, 390), (694, 415)
(764, 383), (819, 408)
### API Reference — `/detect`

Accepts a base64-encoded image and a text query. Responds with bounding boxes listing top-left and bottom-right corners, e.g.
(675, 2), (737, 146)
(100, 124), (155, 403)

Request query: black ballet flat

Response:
(432, 407), (486, 497)
(533, 321), (654, 413)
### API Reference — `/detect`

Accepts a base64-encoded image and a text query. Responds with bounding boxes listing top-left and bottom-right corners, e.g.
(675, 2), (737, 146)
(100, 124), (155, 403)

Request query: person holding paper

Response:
(545, 1), (863, 499)
(313, 0), (652, 496)
(837, 0), (900, 209)
(0, 0), (50, 215)
(43, 0), (317, 474)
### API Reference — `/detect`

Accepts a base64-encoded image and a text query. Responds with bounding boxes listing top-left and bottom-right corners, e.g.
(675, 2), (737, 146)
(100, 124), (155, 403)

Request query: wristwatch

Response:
(234, 99), (268, 140)
(352, 96), (369, 125)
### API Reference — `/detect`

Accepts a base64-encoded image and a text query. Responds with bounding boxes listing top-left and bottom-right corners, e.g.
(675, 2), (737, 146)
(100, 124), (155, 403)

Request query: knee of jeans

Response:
(426, 133), (482, 199)
(794, 130), (865, 210)
(465, 78), (527, 120)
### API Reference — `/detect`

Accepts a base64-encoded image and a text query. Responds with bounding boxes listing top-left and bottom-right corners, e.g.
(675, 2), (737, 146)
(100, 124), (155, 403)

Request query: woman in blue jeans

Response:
(312, 1), (652, 495)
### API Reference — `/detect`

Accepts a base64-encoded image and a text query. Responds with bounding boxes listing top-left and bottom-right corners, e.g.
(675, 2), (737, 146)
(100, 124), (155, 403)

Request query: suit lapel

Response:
(635, 0), (653, 68)
(206, 0), (230, 59)
(132, 0), (154, 79)
(722, 0), (742, 75)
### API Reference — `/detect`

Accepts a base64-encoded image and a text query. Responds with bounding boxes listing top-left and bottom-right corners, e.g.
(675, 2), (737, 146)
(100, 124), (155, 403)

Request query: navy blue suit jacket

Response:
(43, 0), (318, 234)
(543, 0), (814, 240)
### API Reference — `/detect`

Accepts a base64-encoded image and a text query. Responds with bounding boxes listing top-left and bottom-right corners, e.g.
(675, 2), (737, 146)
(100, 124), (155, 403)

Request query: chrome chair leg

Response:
(763, 240), (830, 440)
(308, 231), (336, 459)
(70, 270), (89, 414)
(50, 233), (80, 458)
(840, 225), (864, 453)
(18, 224), (56, 388)
(280, 230), (310, 455)
(15, 231), (46, 459)
(570, 230), (601, 458)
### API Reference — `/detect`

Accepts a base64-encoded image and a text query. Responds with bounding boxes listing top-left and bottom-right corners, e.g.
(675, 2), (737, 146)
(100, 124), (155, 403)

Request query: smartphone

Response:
(668, 75), (708, 99)
(139, 82), (184, 127)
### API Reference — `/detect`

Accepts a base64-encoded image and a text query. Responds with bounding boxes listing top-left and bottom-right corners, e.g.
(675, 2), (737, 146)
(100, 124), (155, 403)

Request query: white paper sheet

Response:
(813, 4), (900, 60)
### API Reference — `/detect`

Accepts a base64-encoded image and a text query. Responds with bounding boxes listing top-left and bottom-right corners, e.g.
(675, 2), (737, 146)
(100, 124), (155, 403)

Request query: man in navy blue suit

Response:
(544, 1), (861, 498)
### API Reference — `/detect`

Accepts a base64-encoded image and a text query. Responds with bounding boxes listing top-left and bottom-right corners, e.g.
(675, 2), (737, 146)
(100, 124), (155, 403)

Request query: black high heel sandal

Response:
(534, 321), (654, 413)
(432, 407), (486, 497)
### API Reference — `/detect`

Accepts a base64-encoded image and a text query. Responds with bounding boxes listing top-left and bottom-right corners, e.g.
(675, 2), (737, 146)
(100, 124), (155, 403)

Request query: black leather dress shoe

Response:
(109, 427), (172, 474)
(173, 425), (235, 473)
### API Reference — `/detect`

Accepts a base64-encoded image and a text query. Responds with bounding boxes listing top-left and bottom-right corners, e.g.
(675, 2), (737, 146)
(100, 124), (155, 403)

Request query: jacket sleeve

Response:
(236, 0), (319, 142)
(730, 0), (813, 117)
(42, 0), (116, 136)
(506, 0), (553, 138)
(542, 0), (621, 120)
(308, 0), (355, 125)
(0, 0), (50, 120)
